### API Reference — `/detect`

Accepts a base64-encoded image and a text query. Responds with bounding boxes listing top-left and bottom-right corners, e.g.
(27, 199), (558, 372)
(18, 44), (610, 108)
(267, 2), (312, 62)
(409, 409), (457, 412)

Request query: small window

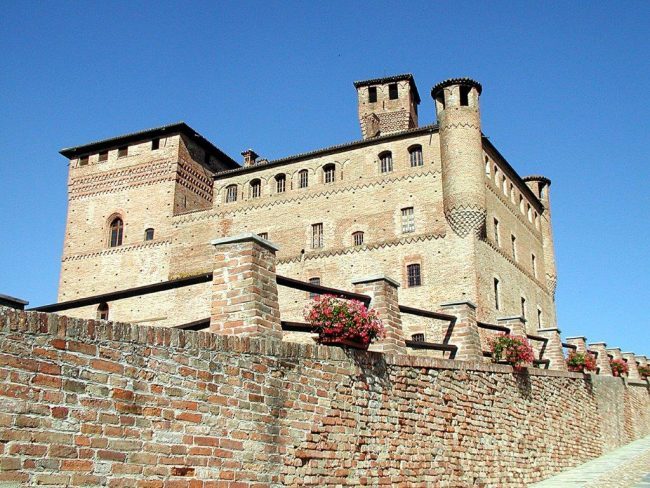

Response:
(521, 297), (527, 319)
(411, 333), (425, 343)
(493, 218), (500, 247)
(407, 264), (421, 287)
(151, 138), (160, 150)
(531, 254), (537, 278)
(401, 207), (415, 233)
(519, 195), (525, 214)
(250, 179), (261, 199)
(459, 86), (470, 106)
(409, 145), (423, 167)
(308, 277), (321, 299)
(485, 157), (490, 177)
(225, 185), (238, 203)
(527, 204), (533, 222)
(98, 151), (108, 162)
(258, 232), (268, 240)
(388, 83), (398, 100)
(323, 164), (336, 184)
(379, 151), (393, 173)
(144, 228), (154, 241)
(436, 92), (445, 110)
(97, 302), (109, 321)
(537, 308), (543, 328)
(118, 146), (128, 158)
(109, 217), (123, 247)
(275, 174), (286, 193)
(312, 223), (323, 249)
(511, 235), (517, 261)
(353, 231), (364, 246)
(298, 170), (309, 189)
(510, 184), (515, 203)
(494, 278), (500, 310)
(79, 156), (89, 166)
(368, 86), (377, 103)
(502, 177), (508, 195)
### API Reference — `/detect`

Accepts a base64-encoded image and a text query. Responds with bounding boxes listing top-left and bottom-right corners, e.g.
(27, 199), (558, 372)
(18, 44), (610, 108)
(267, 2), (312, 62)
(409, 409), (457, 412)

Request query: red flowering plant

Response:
(610, 358), (629, 377)
(566, 351), (598, 373)
(305, 295), (385, 349)
(638, 365), (650, 379)
(489, 333), (535, 369)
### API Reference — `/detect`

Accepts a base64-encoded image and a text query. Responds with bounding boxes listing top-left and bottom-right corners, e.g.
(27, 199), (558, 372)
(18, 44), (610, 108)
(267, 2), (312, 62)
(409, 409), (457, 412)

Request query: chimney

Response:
(241, 149), (259, 167)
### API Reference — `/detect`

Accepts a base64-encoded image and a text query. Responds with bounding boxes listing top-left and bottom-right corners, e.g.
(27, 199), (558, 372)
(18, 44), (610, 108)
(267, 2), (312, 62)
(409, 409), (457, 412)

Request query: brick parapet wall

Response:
(1, 306), (649, 487)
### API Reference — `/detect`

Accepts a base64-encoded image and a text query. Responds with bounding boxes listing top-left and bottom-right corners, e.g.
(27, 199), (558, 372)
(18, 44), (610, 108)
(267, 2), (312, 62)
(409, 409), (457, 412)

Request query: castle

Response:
(45, 74), (558, 346)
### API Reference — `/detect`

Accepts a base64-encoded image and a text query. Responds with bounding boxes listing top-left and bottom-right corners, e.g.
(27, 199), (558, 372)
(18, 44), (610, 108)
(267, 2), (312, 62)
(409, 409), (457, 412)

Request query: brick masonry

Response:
(1, 306), (648, 487)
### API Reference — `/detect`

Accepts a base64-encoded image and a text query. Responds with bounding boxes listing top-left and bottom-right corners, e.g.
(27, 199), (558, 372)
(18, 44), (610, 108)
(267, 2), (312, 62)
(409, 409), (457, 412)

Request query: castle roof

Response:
(59, 122), (240, 170)
(353, 73), (421, 104)
(431, 78), (483, 97)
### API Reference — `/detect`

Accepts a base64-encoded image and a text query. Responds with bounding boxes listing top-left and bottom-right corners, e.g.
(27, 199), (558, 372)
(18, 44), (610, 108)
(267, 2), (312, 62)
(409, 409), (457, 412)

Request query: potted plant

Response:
(638, 365), (650, 379)
(566, 351), (597, 373)
(610, 358), (629, 377)
(489, 333), (535, 370)
(305, 295), (385, 350)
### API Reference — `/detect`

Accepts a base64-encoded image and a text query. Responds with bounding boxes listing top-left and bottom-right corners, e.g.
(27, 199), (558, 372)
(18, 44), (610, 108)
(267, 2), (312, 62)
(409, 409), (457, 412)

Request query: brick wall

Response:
(1, 306), (649, 487)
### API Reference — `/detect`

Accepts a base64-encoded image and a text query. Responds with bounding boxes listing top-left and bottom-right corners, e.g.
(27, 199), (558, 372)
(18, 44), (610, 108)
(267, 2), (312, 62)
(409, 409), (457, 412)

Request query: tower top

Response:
(431, 78), (482, 98)
(354, 73), (421, 104)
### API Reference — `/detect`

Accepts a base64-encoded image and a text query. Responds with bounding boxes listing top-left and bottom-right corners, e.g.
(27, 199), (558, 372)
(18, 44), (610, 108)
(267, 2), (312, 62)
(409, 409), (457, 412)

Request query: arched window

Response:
(144, 228), (154, 241)
(409, 145), (423, 167)
(379, 151), (393, 173)
(97, 302), (109, 320)
(323, 164), (336, 184)
(298, 170), (309, 189)
(250, 179), (261, 198)
(275, 174), (286, 193)
(225, 184), (238, 203)
(109, 217), (123, 247)
(485, 157), (490, 176)
(352, 231), (364, 246)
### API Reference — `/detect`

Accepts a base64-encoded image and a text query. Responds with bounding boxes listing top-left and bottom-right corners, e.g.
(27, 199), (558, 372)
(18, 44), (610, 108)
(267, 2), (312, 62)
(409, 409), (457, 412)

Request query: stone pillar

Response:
(210, 234), (282, 339)
(352, 275), (406, 354)
(588, 342), (612, 376)
(439, 301), (482, 361)
(622, 352), (641, 381)
(497, 316), (527, 337)
(565, 336), (587, 354)
(537, 328), (568, 372)
(607, 347), (623, 361)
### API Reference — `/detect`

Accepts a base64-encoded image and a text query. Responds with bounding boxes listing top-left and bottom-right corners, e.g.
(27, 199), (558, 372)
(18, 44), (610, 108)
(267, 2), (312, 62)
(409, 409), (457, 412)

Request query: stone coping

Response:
(211, 233), (279, 252)
(351, 275), (400, 288)
(4, 306), (644, 383)
(497, 316), (527, 322)
(440, 300), (477, 309)
(565, 336), (587, 340)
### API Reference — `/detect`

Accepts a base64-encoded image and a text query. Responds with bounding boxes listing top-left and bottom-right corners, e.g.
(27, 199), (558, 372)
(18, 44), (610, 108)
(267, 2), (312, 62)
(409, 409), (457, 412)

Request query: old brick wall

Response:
(1, 307), (648, 487)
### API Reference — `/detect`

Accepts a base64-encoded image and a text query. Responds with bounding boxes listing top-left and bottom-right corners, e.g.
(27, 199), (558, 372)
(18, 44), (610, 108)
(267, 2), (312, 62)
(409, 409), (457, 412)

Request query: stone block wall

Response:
(1, 306), (648, 487)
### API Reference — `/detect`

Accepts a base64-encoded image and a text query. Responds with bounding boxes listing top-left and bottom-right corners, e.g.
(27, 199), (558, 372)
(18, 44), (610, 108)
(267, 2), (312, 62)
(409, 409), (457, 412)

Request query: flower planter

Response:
(315, 337), (369, 351)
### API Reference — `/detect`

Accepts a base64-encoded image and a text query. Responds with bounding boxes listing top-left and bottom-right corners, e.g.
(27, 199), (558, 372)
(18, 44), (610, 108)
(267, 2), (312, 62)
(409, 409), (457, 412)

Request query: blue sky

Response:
(1, 2), (648, 355)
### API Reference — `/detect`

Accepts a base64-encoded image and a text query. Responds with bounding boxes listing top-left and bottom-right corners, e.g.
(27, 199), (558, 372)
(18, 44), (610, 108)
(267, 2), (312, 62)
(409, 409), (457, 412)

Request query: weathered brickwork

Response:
(1, 307), (648, 487)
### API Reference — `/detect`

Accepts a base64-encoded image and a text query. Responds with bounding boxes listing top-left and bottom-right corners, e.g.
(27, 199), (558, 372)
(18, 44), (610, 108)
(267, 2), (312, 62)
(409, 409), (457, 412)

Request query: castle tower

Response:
(524, 176), (557, 297)
(432, 78), (486, 238)
(354, 74), (420, 139)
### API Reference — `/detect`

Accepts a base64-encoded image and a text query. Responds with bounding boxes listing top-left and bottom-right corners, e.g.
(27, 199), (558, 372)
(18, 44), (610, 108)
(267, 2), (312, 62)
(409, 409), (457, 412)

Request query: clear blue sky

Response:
(1, 2), (648, 355)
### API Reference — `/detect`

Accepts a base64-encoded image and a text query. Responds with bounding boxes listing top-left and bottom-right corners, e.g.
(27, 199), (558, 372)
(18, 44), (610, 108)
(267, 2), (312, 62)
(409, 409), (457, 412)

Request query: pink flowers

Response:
(610, 358), (629, 377)
(489, 333), (535, 369)
(566, 351), (597, 373)
(305, 295), (385, 347)
(638, 365), (650, 379)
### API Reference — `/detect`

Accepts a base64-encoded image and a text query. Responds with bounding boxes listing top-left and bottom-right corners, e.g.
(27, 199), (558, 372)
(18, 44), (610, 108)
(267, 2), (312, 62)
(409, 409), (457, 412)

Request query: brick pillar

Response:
(637, 356), (648, 369)
(565, 336), (587, 354)
(588, 342), (612, 376)
(607, 347), (623, 361)
(352, 275), (406, 354)
(622, 352), (641, 381)
(210, 234), (282, 339)
(439, 301), (482, 361)
(537, 328), (568, 372)
(497, 316), (527, 337)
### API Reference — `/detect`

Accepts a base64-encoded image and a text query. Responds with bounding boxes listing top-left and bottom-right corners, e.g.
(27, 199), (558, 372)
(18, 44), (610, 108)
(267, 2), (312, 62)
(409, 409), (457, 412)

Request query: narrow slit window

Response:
(109, 217), (124, 247)
(225, 185), (238, 203)
(521, 297), (527, 319)
(311, 223), (323, 249)
(493, 218), (500, 247)
(407, 264), (421, 287)
(511, 235), (517, 261)
(485, 157), (490, 176)
(494, 278), (500, 310)
(299, 170), (309, 189)
(537, 308), (543, 328)
(531, 254), (537, 277)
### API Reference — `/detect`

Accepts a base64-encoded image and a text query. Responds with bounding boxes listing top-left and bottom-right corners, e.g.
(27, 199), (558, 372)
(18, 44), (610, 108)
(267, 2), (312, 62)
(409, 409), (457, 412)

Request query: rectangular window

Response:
(537, 308), (543, 328)
(258, 232), (268, 240)
(151, 138), (160, 150)
(324, 166), (335, 183)
(409, 148), (423, 167)
(312, 223), (323, 249)
(98, 151), (108, 162)
(276, 175), (286, 193)
(353, 231), (364, 246)
(299, 170), (308, 189)
(494, 278), (500, 310)
(226, 185), (237, 203)
(368, 86), (377, 103)
(411, 333), (425, 342)
(118, 146), (128, 158)
(79, 156), (89, 166)
(407, 264), (421, 287)
(459, 86), (470, 106)
(389, 83), (398, 100)
(401, 207), (415, 233)
(531, 254), (537, 277)
(380, 153), (393, 173)
(493, 218), (500, 247)
(521, 297), (527, 319)
(309, 277), (321, 299)
(511, 235), (517, 261)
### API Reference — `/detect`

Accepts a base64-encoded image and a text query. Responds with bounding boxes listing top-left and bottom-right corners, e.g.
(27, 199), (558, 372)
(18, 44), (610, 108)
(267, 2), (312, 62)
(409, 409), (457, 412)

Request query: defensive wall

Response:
(3, 234), (649, 487)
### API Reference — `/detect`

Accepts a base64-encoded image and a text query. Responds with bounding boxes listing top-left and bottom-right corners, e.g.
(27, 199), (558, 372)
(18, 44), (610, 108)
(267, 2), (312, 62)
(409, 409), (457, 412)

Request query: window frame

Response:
(275, 174), (286, 193)
(323, 164), (336, 184)
(401, 207), (415, 234)
(406, 263), (422, 287)
(388, 83), (398, 100)
(379, 151), (393, 173)
(225, 185), (238, 203)
(368, 86), (377, 103)
(109, 217), (124, 248)
(311, 223), (323, 249)
(409, 145), (423, 167)
(144, 228), (154, 241)
(250, 179), (262, 199)
(352, 231), (364, 246)
(298, 169), (309, 189)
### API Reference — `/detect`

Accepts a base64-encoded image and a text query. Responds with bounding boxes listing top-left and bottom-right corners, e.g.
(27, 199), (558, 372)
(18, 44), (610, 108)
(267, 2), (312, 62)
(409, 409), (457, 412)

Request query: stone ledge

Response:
(211, 233), (279, 252)
(352, 275), (400, 288)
